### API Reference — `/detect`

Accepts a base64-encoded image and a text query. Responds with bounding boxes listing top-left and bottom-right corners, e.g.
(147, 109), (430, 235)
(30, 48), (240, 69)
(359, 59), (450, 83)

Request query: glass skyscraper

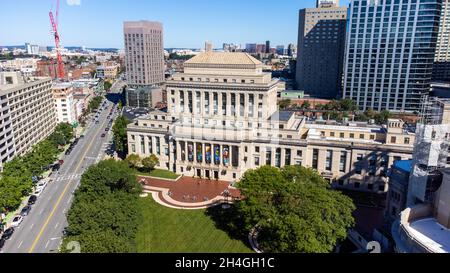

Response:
(343, 0), (442, 112)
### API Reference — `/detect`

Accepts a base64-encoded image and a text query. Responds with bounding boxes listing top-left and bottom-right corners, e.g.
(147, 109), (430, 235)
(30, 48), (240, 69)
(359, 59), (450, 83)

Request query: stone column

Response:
(244, 93), (249, 118)
(280, 148), (286, 168)
(218, 92), (223, 116)
(226, 92), (232, 117)
(209, 92), (214, 116)
(184, 91), (189, 114)
(236, 93), (241, 117)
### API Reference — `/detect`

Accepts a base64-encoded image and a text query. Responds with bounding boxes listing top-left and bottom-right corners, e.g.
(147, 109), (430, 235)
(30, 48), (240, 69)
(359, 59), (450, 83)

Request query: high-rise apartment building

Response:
(0, 72), (57, 170)
(296, 1), (347, 99)
(433, 0), (450, 81)
(123, 21), (165, 87)
(343, 0), (442, 112)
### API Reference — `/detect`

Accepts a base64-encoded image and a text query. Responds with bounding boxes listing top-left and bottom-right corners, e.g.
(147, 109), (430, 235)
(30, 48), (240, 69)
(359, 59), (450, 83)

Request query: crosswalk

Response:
(53, 174), (82, 182)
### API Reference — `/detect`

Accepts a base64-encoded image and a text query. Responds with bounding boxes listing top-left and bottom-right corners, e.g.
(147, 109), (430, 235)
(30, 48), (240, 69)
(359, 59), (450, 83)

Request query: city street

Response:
(1, 84), (123, 253)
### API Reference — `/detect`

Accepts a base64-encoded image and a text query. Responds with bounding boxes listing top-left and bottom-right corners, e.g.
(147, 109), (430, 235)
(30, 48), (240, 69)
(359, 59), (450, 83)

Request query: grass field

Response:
(136, 197), (253, 253)
(135, 169), (180, 180)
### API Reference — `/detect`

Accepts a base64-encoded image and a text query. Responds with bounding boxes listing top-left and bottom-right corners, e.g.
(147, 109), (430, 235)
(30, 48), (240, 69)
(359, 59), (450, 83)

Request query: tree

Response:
(112, 115), (130, 155)
(0, 176), (33, 213)
(279, 99), (291, 110)
(62, 160), (142, 253)
(375, 110), (391, 124)
(235, 165), (355, 253)
(142, 154), (159, 172)
(339, 99), (358, 112)
(125, 154), (142, 169)
(88, 96), (104, 113)
(301, 101), (311, 110)
(104, 81), (112, 91)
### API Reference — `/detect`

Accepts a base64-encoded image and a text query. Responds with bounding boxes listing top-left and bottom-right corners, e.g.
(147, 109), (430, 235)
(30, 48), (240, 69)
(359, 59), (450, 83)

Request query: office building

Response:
(433, 0), (450, 81)
(343, 0), (442, 112)
(276, 45), (285, 56)
(0, 72), (57, 170)
(25, 43), (39, 55)
(123, 21), (165, 87)
(127, 52), (414, 192)
(265, 41), (271, 54)
(296, 2), (347, 99)
(245, 43), (257, 53)
(287, 43), (297, 57)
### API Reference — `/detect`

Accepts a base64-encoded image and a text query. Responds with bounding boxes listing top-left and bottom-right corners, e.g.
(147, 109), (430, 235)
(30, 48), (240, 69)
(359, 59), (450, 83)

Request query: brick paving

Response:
(138, 176), (242, 204)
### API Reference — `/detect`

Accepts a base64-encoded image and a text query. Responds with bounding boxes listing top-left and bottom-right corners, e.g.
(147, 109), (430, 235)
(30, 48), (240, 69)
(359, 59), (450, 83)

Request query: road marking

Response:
(55, 222), (59, 229)
(28, 113), (109, 253)
(39, 209), (44, 215)
(18, 241), (23, 249)
(50, 237), (61, 241)
(30, 223), (34, 230)
(45, 240), (50, 249)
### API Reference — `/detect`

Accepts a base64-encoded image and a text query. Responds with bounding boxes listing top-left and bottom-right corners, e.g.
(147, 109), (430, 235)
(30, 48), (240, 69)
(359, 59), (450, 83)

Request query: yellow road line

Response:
(28, 105), (110, 253)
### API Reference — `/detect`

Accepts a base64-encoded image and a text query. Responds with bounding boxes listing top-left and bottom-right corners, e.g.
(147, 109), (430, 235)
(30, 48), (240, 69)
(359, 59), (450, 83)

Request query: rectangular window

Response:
(266, 148), (272, 165)
(312, 149), (319, 170)
(325, 150), (333, 171)
(340, 151), (347, 172)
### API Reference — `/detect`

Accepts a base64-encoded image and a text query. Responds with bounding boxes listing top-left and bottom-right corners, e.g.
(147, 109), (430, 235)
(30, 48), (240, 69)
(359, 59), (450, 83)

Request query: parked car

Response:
(20, 205), (32, 216)
(28, 195), (37, 205)
(1, 228), (14, 240)
(105, 128), (109, 132)
(11, 215), (23, 227)
(36, 180), (48, 191)
(0, 238), (5, 249)
(101, 133), (106, 138)
(34, 188), (43, 197)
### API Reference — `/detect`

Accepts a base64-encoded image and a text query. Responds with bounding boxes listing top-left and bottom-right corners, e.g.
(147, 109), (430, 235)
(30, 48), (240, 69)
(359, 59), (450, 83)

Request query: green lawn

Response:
(135, 169), (180, 180)
(136, 197), (253, 253)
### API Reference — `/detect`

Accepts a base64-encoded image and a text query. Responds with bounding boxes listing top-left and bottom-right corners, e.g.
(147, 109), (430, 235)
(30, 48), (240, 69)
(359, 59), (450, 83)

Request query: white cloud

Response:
(67, 0), (81, 6)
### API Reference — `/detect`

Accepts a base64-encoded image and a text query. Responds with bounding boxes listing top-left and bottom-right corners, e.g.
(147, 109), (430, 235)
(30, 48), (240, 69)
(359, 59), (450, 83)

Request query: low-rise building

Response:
(126, 52), (414, 192)
(96, 61), (120, 80)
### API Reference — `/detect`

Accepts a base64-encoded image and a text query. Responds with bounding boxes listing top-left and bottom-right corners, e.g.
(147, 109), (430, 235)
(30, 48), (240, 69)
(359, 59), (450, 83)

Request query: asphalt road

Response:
(1, 85), (123, 253)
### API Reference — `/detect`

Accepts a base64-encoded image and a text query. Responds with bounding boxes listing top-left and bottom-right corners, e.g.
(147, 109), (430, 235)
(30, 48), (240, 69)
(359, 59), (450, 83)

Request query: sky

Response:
(0, 0), (350, 49)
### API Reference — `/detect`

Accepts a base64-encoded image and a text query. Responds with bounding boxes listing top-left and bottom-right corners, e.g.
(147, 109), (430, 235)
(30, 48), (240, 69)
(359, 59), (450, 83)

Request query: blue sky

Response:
(1, 0), (350, 49)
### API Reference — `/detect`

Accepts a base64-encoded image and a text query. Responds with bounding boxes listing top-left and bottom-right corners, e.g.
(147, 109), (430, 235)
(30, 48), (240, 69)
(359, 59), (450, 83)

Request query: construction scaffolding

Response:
(408, 97), (450, 206)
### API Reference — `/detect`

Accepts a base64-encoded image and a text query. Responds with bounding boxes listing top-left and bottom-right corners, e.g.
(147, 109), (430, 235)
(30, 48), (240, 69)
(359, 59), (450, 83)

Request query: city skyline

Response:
(0, 0), (349, 49)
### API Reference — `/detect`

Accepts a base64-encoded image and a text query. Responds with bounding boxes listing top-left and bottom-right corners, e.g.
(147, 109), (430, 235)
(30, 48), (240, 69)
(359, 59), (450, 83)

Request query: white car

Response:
(34, 188), (43, 197)
(36, 180), (48, 191)
(11, 215), (23, 227)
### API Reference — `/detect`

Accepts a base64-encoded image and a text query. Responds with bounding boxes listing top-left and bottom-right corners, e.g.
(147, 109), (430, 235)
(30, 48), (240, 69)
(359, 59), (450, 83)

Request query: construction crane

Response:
(49, 0), (65, 80)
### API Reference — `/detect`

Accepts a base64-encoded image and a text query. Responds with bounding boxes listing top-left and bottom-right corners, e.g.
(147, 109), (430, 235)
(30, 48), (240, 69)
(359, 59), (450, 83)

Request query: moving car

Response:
(101, 133), (106, 138)
(0, 238), (5, 249)
(20, 205), (32, 216)
(28, 195), (37, 205)
(11, 215), (23, 227)
(1, 228), (14, 240)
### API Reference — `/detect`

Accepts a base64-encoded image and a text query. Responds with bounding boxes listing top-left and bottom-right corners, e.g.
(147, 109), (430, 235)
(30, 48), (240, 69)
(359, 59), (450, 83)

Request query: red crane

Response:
(49, 0), (65, 80)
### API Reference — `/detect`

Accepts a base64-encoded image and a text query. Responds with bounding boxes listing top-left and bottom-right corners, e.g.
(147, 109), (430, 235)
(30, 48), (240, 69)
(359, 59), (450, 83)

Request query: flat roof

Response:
(407, 218), (450, 253)
(268, 111), (294, 122)
(394, 160), (412, 173)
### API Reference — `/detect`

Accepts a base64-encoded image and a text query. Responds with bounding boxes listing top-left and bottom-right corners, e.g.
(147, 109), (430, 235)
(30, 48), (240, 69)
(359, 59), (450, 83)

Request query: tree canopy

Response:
(235, 165), (355, 253)
(113, 115), (130, 156)
(0, 123), (73, 213)
(62, 159), (142, 253)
